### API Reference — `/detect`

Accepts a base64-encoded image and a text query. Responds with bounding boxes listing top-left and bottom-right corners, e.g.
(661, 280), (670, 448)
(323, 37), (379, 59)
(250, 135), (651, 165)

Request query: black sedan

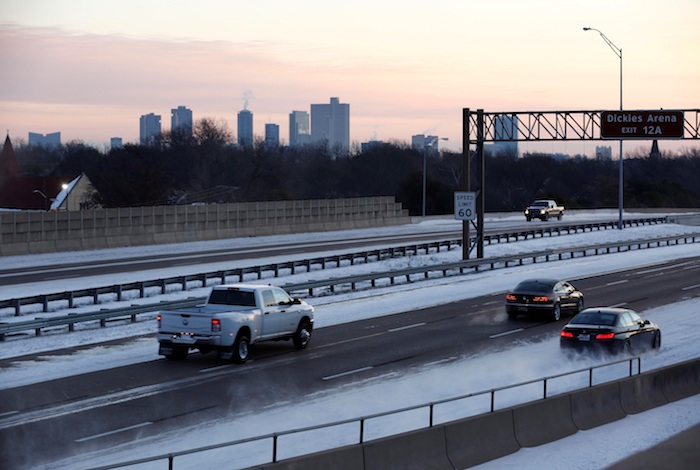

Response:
(560, 307), (661, 354)
(505, 278), (584, 321)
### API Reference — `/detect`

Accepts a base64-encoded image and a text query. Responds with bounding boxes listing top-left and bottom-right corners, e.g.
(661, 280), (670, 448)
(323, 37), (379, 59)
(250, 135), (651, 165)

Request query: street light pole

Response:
(422, 150), (427, 217)
(583, 27), (624, 229)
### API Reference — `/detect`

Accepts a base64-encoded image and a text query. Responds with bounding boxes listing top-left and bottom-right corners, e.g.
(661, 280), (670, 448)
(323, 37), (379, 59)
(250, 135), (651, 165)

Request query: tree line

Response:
(12, 118), (700, 215)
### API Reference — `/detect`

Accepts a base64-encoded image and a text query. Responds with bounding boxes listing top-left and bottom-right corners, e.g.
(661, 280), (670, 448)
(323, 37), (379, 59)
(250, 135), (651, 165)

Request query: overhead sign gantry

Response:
(461, 108), (700, 259)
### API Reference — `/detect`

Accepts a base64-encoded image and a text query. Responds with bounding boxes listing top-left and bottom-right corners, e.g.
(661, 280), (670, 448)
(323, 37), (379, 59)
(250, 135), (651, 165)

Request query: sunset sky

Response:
(1, 0), (698, 153)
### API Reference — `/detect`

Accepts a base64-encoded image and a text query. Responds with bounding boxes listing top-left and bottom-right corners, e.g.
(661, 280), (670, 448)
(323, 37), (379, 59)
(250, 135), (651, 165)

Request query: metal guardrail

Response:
(0, 217), (668, 318)
(86, 356), (642, 470)
(284, 232), (700, 296)
(1, 230), (697, 342)
(0, 299), (204, 341)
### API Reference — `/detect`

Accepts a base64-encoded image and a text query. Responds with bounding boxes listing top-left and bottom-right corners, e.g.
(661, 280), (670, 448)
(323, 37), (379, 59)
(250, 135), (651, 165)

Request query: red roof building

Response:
(0, 134), (72, 210)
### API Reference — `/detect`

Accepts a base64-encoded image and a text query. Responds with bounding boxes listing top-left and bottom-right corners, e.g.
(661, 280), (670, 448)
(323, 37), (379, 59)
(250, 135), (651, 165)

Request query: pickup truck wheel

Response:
(293, 321), (312, 349)
(232, 333), (250, 364)
(557, 213), (563, 220)
(543, 214), (549, 221)
(166, 346), (188, 361)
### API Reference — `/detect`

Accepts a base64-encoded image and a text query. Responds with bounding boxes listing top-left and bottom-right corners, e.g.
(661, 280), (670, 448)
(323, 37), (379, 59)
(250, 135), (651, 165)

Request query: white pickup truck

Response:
(157, 284), (314, 363)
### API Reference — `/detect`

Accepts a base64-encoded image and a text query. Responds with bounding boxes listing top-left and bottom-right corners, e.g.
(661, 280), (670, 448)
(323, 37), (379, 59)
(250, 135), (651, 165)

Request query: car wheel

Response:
(576, 298), (584, 313)
(623, 339), (632, 355)
(165, 345), (189, 361)
(551, 303), (561, 322)
(653, 331), (661, 349)
(543, 214), (549, 221)
(557, 213), (562, 220)
(293, 320), (312, 350)
(232, 332), (250, 364)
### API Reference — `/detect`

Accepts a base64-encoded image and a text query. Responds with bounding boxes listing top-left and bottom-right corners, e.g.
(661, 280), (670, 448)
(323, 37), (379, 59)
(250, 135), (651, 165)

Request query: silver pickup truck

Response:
(524, 199), (564, 221)
(157, 284), (314, 363)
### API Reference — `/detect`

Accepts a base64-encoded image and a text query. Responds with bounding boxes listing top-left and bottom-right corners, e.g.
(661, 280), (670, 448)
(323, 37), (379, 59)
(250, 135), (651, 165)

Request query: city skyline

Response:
(1, 1), (699, 155)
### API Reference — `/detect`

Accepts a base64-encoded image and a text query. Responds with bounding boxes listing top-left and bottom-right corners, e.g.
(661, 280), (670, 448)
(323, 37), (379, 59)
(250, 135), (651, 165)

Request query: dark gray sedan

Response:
(505, 278), (584, 321)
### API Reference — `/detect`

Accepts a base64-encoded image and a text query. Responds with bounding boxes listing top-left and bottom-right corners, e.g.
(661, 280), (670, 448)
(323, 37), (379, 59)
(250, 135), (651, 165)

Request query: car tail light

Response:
(157, 314), (161, 328)
(211, 318), (221, 332)
(596, 332), (615, 340)
(533, 296), (550, 302)
(506, 294), (517, 301)
(560, 331), (574, 338)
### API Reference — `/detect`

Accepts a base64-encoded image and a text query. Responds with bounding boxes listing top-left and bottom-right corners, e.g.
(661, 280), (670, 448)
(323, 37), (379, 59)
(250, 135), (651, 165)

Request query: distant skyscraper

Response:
(110, 137), (123, 150)
(139, 113), (161, 146)
(361, 140), (384, 152)
(411, 134), (441, 154)
(595, 145), (612, 160)
(171, 105), (193, 136)
(491, 114), (519, 157)
(265, 123), (280, 147)
(310, 97), (350, 152)
(28, 132), (61, 149)
(289, 110), (310, 147)
(238, 109), (254, 146)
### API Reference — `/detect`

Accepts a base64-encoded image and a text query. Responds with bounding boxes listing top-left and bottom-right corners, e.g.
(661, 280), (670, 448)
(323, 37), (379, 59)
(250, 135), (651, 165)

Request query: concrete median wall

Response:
(0, 196), (410, 256)
(444, 409), (519, 468)
(512, 394), (578, 447)
(250, 358), (700, 470)
(619, 372), (668, 415)
(362, 426), (453, 470)
(570, 381), (626, 430)
(657, 360), (700, 402)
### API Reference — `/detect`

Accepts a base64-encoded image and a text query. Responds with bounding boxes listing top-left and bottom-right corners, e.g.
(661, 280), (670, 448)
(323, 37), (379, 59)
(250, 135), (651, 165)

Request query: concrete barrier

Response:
(362, 426), (453, 470)
(619, 373), (668, 415)
(444, 409), (519, 469)
(512, 394), (577, 447)
(570, 381), (626, 430)
(250, 444), (365, 470)
(658, 358), (700, 402)
(0, 197), (411, 255)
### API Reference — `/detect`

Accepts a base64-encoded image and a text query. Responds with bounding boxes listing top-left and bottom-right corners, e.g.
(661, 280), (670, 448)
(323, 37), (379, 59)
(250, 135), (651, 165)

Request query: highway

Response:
(1, 252), (699, 469)
(0, 217), (611, 286)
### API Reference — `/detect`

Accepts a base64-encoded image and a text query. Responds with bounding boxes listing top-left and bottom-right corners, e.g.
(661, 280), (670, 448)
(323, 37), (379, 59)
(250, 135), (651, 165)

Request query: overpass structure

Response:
(461, 108), (700, 258)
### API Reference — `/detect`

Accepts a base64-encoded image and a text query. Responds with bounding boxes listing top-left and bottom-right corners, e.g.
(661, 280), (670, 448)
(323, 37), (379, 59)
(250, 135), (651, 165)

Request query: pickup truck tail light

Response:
(157, 314), (161, 328)
(211, 318), (222, 332)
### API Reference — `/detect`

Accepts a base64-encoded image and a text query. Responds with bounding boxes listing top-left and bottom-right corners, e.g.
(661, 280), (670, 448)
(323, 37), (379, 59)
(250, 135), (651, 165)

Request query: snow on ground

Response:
(3, 213), (700, 469)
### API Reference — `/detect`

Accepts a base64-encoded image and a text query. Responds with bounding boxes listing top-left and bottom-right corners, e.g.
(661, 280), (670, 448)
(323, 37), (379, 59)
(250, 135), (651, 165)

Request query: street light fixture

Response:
(32, 189), (48, 210)
(422, 137), (448, 218)
(583, 27), (624, 230)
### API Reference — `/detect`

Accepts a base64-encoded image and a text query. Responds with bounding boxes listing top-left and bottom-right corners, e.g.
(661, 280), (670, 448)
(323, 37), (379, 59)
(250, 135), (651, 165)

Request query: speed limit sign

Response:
(454, 192), (476, 221)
